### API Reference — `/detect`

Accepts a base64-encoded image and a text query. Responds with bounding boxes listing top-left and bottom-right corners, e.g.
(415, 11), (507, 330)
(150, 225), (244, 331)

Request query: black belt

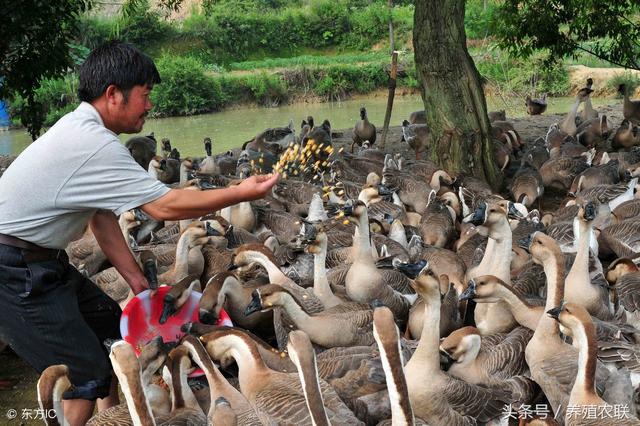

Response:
(0, 233), (65, 262)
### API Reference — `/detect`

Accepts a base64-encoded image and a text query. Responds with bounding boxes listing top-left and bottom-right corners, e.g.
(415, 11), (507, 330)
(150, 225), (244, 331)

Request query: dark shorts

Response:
(0, 243), (122, 400)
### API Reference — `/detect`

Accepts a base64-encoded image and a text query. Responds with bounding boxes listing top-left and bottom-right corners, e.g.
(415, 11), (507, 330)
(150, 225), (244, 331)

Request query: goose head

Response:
(139, 250), (159, 290)
(199, 272), (238, 324)
(159, 275), (201, 324)
(304, 226), (327, 255)
(229, 243), (279, 271)
(518, 232), (559, 265)
(199, 327), (256, 366)
(181, 220), (221, 249)
(546, 302), (593, 339)
(393, 258), (428, 279)
(138, 336), (172, 381)
(109, 340), (142, 384)
(439, 326), (481, 371)
(606, 258), (639, 284)
(360, 107), (368, 120)
(410, 263), (442, 301)
(161, 138), (172, 154)
(459, 275), (507, 303)
(577, 201), (598, 222)
(463, 199), (522, 227)
(244, 284), (297, 316)
(341, 199), (367, 222)
(204, 137), (212, 157)
(440, 191), (461, 219)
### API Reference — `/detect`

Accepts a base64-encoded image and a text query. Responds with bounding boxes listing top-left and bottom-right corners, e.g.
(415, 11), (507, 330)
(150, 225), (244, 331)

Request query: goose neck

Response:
(119, 370), (157, 425)
(412, 295), (441, 372)
(571, 320), (598, 399)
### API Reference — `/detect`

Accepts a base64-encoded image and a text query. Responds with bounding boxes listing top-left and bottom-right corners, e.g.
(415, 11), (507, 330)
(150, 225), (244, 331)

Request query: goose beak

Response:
(459, 280), (477, 301)
(143, 259), (158, 290)
(517, 235), (533, 252)
(463, 202), (486, 226)
(624, 170), (633, 181)
(377, 184), (393, 196)
(133, 208), (148, 222)
(369, 299), (384, 309)
(103, 338), (118, 353)
(206, 222), (222, 236)
(583, 202), (596, 221)
(199, 309), (218, 325)
(342, 200), (354, 216)
(159, 294), (177, 324)
(507, 202), (525, 219)
(547, 306), (562, 320)
(227, 263), (239, 271)
(439, 349), (456, 371)
(244, 293), (263, 316)
(159, 159), (167, 171)
(394, 259), (428, 279)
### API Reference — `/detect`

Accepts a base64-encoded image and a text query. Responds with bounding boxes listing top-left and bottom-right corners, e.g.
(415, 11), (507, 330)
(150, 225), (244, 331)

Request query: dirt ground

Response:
(0, 99), (627, 422)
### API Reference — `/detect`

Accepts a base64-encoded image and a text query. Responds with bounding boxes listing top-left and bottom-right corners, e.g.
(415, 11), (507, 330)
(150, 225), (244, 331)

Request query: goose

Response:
(357, 140), (385, 163)
(558, 95), (584, 137)
(157, 220), (223, 285)
(408, 110), (426, 124)
(578, 78), (598, 122)
(526, 93), (547, 115)
(244, 284), (375, 348)
(180, 334), (261, 425)
(511, 157), (545, 208)
(613, 120), (640, 150)
(158, 275), (200, 324)
(404, 264), (510, 424)
(66, 226), (108, 277)
(199, 137), (221, 175)
(574, 178), (638, 212)
(404, 274), (462, 339)
(547, 303), (640, 425)
(210, 397), (237, 426)
(606, 258), (640, 330)
(564, 202), (613, 320)
(612, 199), (640, 223)
(521, 232), (617, 420)
(87, 337), (172, 424)
(230, 243), (325, 348)
(372, 306), (428, 426)
(305, 226), (346, 308)
(107, 340), (160, 425)
(465, 200), (522, 334)
(600, 219), (640, 259)
(37, 365), (72, 426)
(178, 157), (199, 187)
(352, 106), (377, 153)
(492, 120), (523, 151)
(576, 115), (609, 148)
(418, 190), (455, 248)
(200, 327), (363, 425)
(162, 345), (207, 424)
(198, 272), (272, 331)
(459, 274), (640, 344)
(569, 159), (620, 195)
(126, 133), (157, 170)
(439, 325), (537, 405)
(618, 84), (640, 124)
(488, 110), (506, 122)
(539, 150), (594, 192)
(343, 200), (411, 321)
(401, 120), (429, 160)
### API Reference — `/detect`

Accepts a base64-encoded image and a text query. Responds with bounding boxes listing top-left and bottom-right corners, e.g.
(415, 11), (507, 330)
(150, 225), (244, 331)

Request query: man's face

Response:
(115, 84), (153, 134)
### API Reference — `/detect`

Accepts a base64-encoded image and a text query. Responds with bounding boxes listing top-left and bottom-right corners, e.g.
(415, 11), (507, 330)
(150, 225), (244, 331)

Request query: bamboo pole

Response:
(380, 51), (398, 149)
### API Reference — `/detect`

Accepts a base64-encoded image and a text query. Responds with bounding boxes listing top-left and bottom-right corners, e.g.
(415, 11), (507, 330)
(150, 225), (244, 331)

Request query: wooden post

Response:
(388, 0), (395, 53)
(380, 51), (398, 149)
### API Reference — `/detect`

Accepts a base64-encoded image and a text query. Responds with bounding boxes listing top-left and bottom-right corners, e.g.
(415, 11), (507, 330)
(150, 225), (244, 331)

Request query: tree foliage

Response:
(0, 0), (93, 139)
(495, 0), (640, 70)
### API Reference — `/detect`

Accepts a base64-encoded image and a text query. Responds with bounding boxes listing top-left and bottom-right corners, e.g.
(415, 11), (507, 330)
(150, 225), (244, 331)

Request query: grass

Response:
(225, 51), (391, 71)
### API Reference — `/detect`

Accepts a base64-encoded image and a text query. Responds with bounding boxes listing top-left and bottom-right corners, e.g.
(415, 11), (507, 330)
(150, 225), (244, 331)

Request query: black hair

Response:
(78, 41), (161, 103)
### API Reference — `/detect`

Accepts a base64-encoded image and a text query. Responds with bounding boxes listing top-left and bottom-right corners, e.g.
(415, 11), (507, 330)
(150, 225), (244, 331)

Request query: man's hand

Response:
(128, 275), (150, 295)
(237, 173), (280, 201)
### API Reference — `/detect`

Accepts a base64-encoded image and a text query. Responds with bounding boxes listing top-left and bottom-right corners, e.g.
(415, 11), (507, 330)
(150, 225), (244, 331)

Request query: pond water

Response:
(0, 94), (615, 157)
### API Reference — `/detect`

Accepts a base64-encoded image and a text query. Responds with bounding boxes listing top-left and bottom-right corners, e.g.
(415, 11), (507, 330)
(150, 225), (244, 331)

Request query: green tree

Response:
(0, 0), (93, 140)
(495, 0), (640, 71)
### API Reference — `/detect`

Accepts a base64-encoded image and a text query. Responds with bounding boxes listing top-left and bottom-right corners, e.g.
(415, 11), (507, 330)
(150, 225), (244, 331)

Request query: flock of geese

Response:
(23, 82), (640, 425)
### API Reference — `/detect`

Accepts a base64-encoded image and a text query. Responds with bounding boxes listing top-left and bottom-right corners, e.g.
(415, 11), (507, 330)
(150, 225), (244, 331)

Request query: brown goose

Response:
(612, 199), (640, 223)
(439, 325), (537, 405)
(352, 107), (377, 152)
(200, 328), (363, 425)
(405, 265), (510, 424)
(574, 178), (637, 212)
(613, 120), (640, 150)
(526, 93), (547, 115)
(401, 120), (429, 160)
(372, 306), (428, 425)
(619, 84), (640, 124)
(539, 151), (594, 192)
(180, 334), (261, 425)
(569, 159), (620, 195)
(408, 110), (426, 124)
(606, 258), (640, 330)
(245, 284), (375, 348)
(600, 219), (640, 259)
(547, 303), (640, 425)
(576, 115), (609, 148)
(161, 345), (207, 425)
(37, 365), (72, 426)
(418, 191), (455, 248)
(511, 158), (544, 208)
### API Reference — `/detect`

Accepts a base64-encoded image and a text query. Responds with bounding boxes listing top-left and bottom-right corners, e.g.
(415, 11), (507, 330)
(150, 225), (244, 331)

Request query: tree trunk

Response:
(413, 0), (502, 189)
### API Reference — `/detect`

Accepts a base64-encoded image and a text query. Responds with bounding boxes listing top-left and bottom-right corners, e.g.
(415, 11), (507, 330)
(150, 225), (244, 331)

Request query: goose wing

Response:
(601, 220), (640, 258)
(442, 376), (511, 423)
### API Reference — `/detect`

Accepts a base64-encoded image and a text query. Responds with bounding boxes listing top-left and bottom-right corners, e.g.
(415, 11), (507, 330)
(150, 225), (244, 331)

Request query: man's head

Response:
(78, 42), (161, 134)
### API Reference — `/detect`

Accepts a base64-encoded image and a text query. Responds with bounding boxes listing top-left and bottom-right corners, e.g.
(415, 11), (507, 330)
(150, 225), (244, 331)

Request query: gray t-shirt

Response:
(0, 102), (170, 249)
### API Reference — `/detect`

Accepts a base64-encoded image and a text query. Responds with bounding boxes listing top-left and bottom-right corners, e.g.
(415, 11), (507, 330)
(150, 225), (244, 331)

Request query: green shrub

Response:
(116, 1), (176, 51)
(608, 72), (640, 97)
(465, 0), (500, 40)
(151, 55), (223, 116)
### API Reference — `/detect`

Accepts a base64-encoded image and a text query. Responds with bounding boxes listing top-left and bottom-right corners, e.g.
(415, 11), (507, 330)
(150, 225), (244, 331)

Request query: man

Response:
(0, 42), (278, 425)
